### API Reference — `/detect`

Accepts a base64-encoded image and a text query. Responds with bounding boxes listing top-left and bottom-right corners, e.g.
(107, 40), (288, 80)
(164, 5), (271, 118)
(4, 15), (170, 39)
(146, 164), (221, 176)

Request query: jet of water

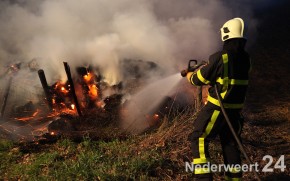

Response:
(122, 73), (182, 133)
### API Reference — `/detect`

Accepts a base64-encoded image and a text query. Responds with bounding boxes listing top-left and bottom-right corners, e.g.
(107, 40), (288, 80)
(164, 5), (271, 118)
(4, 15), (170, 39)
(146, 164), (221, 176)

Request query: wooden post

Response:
(0, 77), (12, 118)
(38, 69), (53, 110)
(63, 62), (82, 117)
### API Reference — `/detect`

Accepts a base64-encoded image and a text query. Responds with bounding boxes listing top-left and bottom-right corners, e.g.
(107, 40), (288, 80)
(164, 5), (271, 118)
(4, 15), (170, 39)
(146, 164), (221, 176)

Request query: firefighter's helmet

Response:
(220, 18), (246, 41)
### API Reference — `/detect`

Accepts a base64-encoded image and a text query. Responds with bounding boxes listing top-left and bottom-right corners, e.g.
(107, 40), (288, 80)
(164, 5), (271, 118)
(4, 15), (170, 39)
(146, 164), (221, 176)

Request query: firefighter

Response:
(185, 17), (251, 181)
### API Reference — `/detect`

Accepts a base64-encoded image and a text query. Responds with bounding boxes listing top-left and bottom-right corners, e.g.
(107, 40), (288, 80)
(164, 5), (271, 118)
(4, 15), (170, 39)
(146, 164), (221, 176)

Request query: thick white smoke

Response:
(0, 0), (236, 85)
(0, 0), (270, 137)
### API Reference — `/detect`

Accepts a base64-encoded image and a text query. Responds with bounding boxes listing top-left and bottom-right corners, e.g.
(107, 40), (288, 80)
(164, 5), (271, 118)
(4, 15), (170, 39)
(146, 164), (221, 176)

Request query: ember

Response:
(70, 104), (75, 110)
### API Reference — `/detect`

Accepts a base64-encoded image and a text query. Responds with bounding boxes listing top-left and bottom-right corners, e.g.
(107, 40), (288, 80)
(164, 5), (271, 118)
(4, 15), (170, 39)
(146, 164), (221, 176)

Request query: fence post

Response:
(0, 77), (12, 118)
(63, 62), (82, 117)
(38, 69), (53, 111)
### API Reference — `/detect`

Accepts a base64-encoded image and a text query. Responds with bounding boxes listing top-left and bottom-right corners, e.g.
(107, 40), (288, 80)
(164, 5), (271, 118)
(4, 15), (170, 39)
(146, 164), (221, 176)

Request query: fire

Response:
(32, 109), (39, 117)
(61, 86), (69, 94)
(96, 101), (104, 108)
(82, 71), (99, 101)
(54, 82), (60, 88)
(88, 84), (98, 98)
(15, 109), (40, 122)
(83, 73), (93, 82)
(71, 104), (75, 110)
(153, 114), (159, 120)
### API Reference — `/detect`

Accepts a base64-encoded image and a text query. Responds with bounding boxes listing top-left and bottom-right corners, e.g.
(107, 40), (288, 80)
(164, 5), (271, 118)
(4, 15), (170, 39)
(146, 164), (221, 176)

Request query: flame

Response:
(15, 109), (40, 122)
(54, 81), (68, 93)
(50, 131), (55, 135)
(61, 86), (69, 94)
(83, 73), (93, 82)
(71, 104), (75, 110)
(32, 109), (39, 117)
(88, 84), (98, 99)
(96, 101), (104, 108)
(83, 72), (99, 100)
(15, 117), (33, 121)
(153, 114), (159, 120)
(55, 82), (60, 88)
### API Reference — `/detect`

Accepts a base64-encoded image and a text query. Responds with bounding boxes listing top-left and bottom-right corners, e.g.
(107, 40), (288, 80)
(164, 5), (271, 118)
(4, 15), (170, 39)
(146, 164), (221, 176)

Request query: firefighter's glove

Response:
(186, 72), (194, 81)
(180, 69), (188, 77)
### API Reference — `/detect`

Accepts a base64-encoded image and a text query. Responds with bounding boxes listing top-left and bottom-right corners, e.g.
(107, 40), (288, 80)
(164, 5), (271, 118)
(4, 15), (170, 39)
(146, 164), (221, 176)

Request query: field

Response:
(1, 1), (290, 181)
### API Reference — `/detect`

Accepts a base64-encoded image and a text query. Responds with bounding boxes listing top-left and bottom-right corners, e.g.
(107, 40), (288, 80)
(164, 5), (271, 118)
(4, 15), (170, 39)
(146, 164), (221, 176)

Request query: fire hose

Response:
(214, 84), (261, 181)
(181, 60), (261, 181)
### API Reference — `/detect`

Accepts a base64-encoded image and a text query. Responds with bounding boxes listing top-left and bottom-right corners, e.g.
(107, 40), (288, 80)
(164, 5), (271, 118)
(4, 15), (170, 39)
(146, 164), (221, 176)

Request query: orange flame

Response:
(61, 86), (69, 94)
(88, 84), (98, 99)
(83, 73), (93, 82)
(71, 104), (75, 110)
(153, 114), (159, 120)
(32, 109), (39, 117)
(15, 109), (40, 122)
(96, 101), (103, 108)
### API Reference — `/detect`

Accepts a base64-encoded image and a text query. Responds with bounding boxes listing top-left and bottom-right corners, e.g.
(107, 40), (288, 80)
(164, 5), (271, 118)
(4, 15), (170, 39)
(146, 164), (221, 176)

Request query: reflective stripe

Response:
(221, 54), (229, 98)
(197, 69), (210, 84)
(199, 137), (205, 158)
(190, 73), (196, 85)
(222, 53), (229, 64)
(194, 167), (210, 174)
(208, 54), (245, 109)
(216, 77), (249, 85)
(205, 110), (220, 135)
(193, 158), (210, 164)
(207, 95), (243, 109)
(225, 176), (241, 181)
(198, 110), (220, 159)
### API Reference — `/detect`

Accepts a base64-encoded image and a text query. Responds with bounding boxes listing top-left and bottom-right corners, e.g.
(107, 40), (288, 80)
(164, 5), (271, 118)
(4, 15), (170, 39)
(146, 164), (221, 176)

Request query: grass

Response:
(0, 136), (169, 180)
(1, 102), (289, 181)
(1, 104), (290, 180)
(0, 108), (197, 180)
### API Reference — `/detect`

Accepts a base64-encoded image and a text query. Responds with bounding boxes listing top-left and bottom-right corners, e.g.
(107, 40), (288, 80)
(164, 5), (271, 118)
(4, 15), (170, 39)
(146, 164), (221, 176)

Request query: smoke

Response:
(0, 0), (278, 137)
(0, 0), (254, 85)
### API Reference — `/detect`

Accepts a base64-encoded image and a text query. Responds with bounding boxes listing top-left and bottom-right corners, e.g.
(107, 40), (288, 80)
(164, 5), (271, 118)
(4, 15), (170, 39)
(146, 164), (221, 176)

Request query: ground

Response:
(1, 1), (290, 181)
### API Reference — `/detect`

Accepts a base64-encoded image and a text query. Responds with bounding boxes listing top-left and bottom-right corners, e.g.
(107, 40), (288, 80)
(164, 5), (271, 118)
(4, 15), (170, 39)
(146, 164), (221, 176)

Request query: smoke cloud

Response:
(0, 0), (276, 137)
(0, 0), (256, 85)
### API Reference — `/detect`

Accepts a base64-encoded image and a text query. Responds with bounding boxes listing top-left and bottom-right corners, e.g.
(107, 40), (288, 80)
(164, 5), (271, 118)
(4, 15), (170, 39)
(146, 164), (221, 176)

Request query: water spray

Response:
(122, 73), (182, 133)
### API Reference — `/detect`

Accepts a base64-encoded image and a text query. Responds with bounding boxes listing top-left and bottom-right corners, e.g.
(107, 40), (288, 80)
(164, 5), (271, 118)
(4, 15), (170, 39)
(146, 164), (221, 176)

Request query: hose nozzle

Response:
(180, 70), (188, 77)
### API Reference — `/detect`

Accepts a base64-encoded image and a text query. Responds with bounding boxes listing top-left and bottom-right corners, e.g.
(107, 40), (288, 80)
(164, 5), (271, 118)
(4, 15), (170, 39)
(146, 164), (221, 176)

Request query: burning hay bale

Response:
(0, 59), (195, 143)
